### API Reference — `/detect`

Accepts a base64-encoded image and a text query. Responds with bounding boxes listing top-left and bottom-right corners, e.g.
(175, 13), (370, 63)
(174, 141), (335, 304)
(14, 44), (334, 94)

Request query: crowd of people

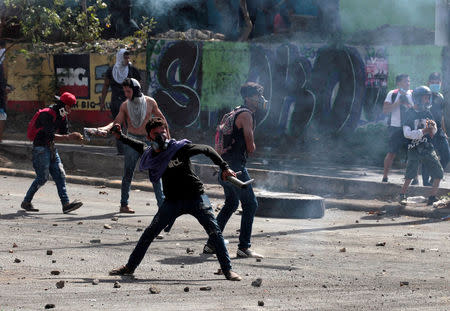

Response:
(16, 46), (265, 280)
(1, 43), (447, 280)
(382, 72), (449, 205)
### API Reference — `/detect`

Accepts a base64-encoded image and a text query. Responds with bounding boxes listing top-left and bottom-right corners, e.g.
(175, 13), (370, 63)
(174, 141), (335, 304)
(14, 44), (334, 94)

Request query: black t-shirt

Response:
(222, 106), (254, 167)
(120, 136), (230, 200)
(402, 108), (434, 150)
(105, 65), (141, 104)
(33, 105), (69, 147)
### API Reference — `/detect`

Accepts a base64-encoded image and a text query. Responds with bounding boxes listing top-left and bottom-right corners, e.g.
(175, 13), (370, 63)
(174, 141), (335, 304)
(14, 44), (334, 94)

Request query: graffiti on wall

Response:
(54, 54), (90, 100)
(147, 39), (388, 137)
(361, 47), (388, 122)
(147, 40), (203, 128)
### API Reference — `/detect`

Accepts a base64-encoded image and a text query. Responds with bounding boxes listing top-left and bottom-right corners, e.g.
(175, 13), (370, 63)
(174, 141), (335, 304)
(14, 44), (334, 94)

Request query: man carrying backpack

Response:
(203, 82), (266, 259)
(21, 92), (84, 213)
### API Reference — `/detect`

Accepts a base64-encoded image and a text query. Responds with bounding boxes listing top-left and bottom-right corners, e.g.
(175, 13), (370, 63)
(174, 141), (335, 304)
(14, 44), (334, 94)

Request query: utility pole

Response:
(435, 0), (449, 46)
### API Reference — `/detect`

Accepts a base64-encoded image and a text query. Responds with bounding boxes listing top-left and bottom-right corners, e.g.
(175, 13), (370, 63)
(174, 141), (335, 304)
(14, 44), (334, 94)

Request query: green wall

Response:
(201, 42), (250, 111)
(386, 45), (443, 89)
(340, 0), (435, 36)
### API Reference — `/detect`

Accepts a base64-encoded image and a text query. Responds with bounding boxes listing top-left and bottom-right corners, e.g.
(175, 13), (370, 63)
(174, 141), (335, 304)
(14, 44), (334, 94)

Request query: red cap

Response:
(59, 92), (77, 107)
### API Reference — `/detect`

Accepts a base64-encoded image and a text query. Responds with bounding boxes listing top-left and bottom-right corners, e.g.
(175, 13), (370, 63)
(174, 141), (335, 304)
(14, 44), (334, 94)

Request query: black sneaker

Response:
(63, 200), (83, 214)
(21, 201), (39, 212)
(237, 248), (264, 258)
(427, 196), (438, 206)
(203, 244), (216, 254)
(382, 177), (388, 182)
(109, 265), (134, 276)
(411, 178), (419, 185)
(398, 194), (407, 205)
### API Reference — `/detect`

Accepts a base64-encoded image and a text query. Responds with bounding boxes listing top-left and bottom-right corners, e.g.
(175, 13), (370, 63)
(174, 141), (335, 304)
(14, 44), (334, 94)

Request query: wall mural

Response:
(147, 40), (388, 137)
(147, 40), (203, 128)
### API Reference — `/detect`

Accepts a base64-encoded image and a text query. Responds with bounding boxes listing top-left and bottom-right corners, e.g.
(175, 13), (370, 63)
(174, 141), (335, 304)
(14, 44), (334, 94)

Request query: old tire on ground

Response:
(255, 191), (325, 219)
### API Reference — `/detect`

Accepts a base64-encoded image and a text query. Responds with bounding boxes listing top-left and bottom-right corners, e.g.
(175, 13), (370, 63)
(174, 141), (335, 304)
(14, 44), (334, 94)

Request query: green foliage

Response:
(4, 0), (109, 43)
(133, 16), (156, 45)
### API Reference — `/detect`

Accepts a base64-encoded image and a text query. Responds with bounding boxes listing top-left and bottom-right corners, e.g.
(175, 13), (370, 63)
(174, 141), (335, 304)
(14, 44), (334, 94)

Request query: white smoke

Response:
(134, 0), (202, 16)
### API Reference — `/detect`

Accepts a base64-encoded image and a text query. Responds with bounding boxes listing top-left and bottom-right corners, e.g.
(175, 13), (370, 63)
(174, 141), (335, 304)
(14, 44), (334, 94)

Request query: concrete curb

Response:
(1, 167), (449, 220)
(4, 142), (450, 199)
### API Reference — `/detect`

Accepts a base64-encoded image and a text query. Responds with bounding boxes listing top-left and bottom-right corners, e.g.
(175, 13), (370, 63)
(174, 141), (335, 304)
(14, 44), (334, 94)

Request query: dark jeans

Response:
(207, 166), (258, 250)
(121, 134), (164, 208)
(24, 146), (70, 206)
(126, 195), (232, 272)
(422, 130), (450, 184)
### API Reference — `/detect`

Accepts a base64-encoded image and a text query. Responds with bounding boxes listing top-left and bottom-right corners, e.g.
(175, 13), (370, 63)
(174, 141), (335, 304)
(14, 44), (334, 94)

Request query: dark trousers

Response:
(207, 166), (258, 250)
(126, 195), (232, 272)
(422, 131), (450, 184)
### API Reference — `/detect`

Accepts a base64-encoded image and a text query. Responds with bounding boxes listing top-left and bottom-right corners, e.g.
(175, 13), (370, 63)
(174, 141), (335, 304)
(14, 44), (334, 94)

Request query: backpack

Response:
(27, 108), (57, 141)
(214, 106), (251, 155)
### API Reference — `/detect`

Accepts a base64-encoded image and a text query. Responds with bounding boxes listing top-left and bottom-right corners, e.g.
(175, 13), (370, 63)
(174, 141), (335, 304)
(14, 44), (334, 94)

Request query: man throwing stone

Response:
(108, 117), (242, 281)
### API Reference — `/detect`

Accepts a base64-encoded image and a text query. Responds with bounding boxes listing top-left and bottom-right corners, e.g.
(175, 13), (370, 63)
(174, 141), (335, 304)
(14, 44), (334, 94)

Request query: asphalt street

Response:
(0, 176), (449, 310)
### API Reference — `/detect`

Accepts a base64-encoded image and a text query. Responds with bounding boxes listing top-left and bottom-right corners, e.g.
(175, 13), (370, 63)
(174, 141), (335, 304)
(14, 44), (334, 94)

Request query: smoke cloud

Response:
(133, 0), (202, 16)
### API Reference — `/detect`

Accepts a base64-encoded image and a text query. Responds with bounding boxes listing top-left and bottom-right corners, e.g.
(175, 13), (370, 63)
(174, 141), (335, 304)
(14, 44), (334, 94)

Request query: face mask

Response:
(59, 107), (68, 118)
(257, 95), (268, 111)
(150, 132), (169, 151)
(429, 84), (441, 93)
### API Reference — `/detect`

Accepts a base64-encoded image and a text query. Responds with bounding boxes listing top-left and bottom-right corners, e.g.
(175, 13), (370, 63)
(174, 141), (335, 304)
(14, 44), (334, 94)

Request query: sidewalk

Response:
(1, 139), (449, 219)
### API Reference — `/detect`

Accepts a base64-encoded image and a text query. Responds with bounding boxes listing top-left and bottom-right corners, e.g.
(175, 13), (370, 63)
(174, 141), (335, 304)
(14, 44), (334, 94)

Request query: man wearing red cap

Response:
(21, 92), (84, 214)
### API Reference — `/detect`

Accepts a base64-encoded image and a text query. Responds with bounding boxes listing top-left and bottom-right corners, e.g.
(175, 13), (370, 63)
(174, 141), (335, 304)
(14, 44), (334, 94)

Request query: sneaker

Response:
(236, 248), (264, 259)
(398, 194), (407, 205)
(203, 244), (216, 254)
(382, 177), (388, 182)
(427, 196), (438, 206)
(63, 200), (83, 214)
(411, 178), (419, 185)
(119, 205), (135, 214)
(21, 201), (39, 212)
(223, 270), (242, 281)
(109, 265), (134, 276)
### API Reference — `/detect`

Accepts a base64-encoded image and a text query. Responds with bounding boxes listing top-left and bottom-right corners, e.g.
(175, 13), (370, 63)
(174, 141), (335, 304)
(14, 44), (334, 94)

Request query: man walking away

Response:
(203, 82), (266, 259)
(21, 92), (83, 213)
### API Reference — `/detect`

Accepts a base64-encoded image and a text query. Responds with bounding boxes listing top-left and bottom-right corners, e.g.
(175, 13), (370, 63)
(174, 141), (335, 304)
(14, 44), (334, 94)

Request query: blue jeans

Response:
(207, 166), (258, 250)
(126, 195), (232, 272)
(121, 135), (164, 208)
(24, 146), (69, 206)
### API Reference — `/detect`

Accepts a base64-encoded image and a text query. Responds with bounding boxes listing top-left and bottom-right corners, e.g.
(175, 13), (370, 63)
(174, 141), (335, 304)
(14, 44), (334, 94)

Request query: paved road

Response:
(1, 176), (449, 310)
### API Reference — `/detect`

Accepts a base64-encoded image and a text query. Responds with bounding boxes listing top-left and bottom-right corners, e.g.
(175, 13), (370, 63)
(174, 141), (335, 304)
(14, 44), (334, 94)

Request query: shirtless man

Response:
(98, 78), (169, 213)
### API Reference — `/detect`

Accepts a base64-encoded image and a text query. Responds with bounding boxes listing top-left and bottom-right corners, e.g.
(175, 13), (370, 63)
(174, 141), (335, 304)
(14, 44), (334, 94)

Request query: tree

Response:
(3, 0), (108, 43)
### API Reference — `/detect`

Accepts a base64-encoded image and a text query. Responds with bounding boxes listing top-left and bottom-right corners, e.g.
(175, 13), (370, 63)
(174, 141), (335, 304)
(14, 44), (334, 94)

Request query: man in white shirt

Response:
(382, 74), (414, 183)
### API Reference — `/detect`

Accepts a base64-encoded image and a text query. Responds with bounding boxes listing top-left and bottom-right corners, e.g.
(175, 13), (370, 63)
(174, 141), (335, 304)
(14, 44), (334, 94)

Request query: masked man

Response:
(203, 82), (266, 259)
(399, 86), (444, 206)
(99, 48), (141, 155)
(21, 92), (83, 213)
(421, 72), (450, 186)
(108, 117), (242, 281)
(98, 78), (169, 213)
